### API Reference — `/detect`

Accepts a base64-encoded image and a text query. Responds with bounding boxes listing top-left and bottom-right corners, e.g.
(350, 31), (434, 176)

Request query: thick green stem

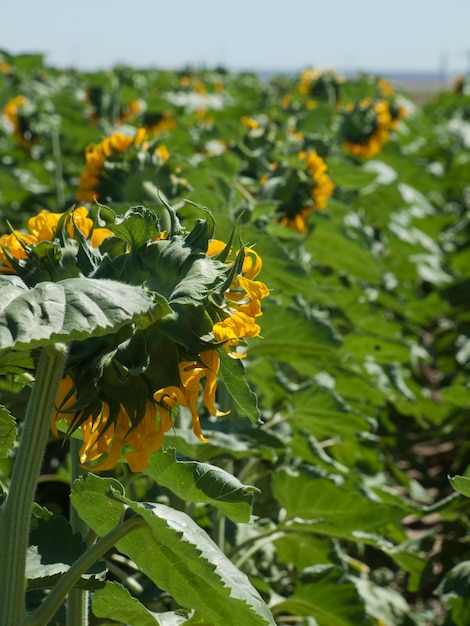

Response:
(0, 343), (68, 626)
(67, 437), (89, 626)
(21, 516), (146, 626)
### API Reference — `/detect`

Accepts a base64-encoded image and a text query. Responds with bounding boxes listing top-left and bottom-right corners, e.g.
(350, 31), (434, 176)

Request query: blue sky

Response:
(3, 0), (470, 75)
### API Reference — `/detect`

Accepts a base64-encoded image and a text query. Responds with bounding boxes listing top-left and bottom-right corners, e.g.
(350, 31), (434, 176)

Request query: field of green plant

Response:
(1, 50), (470, 626)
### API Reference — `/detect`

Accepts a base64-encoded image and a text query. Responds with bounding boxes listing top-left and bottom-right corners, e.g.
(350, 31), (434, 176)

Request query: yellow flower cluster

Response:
(299, 150), (335, 210)
(241, 116), (260, 130)
(208, 242), (269, 357)
(145, 111), (176, 136)
(343, 99), (392, 159)
(76, 128), (147, 203)
(0, 207), (112, 271)
(281, 150), (335, 234)
(299, 69), (321, 95)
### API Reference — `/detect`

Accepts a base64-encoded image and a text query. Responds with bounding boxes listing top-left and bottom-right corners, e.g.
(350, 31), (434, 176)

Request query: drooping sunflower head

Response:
(339, 98), (392, 158)
(2, 203), (268, 471)
(0, 206), (112, 280)
(26, 203), (268, 471)
(299, 68), (343, 105)
(75, 128), (182, 205)
(1, 94), (35, 149)
(143, 111), (177, 135)
(260, 150), (334, 234)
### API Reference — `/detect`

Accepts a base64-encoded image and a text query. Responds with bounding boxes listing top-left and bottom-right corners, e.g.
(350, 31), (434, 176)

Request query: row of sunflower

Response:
(1, 49), (470, 625)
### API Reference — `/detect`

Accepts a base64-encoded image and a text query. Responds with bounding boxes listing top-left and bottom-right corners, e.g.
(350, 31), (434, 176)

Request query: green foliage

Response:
(1, 56), (470, 625)
(143, 448), (259, 523)
(0, 405), (17, 458)
(71, 474), (275, 625)
(0, 277), (156, 351)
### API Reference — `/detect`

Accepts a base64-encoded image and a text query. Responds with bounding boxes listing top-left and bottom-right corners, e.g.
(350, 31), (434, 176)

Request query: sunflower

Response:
(76, 128), (148, 203)
(1, 95), (31, 149)
(0, 207), (112, 273)
(340, 99), (392, 159)
(272, 150), (334, 234)
(143, 111), (177, 136)
(75, 128), (179, 204)
(299, 68), (343, 105)
(2, 205), (268, 471)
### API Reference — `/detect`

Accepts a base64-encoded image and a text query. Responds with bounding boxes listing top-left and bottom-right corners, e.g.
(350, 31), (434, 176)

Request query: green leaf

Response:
(0, 405), (17, 458)
(0, 348), (35, 377)
(248, 305), (341, 375)
(273, 468), (405, 540)
(144, 448), (259, 523)
(304, 219), (383, 285)
(354, 577), (410, 625)
(272, 565), (367, 626)
(327, 156), (378, 189)
(98, 205), (162, 249)
(26, 515), (105, 590)
(291, 383), (371, 441)
(162, 428), (256, 462)
(275, 533), (334, 570)
(92, 582), (163, 626)
(218, 351), (260, 424)
(437, 561), (470, 626)
(441, 386), (470, 408)
(71, 474), (275, 626)
(240, 226), (317, 296)
(0, 277), (156, 350)
(449, 475), (470, 498)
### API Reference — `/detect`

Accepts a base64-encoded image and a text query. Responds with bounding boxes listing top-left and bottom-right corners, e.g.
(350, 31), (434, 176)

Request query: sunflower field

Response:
(1, 50), (470, 626)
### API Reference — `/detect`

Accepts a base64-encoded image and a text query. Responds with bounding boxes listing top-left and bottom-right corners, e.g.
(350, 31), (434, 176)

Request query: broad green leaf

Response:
(437, 561), (470, 626)
(449, 475), (470, 498)
(441, 386), (470, 408)
(92, 582), (164, 626)
(340, 334), (411, 364)
(0, 278), (156, 350)
(273, 468), (405, 540)
(0, 348), (35, 377)
(26, 515), (105, 590)
(218, 351), (260, 424)
(240, 226), (317, 297)
(98, 205), (162, 249)
(144, 448), (259, 523)
(272, 565), (367, 626)
(248, 305), (341, 375)
(199, 152), (242, 178)
(275, 533), (334, 570)
(291, 383), (371, 441)
(354, 578), (410, 625)
(303, 217), (383, 284)
(162, 428), (256, 462)
(327, 156), (378, 189)
(71, 474), (275, 626)
(0, 405), (16, 458)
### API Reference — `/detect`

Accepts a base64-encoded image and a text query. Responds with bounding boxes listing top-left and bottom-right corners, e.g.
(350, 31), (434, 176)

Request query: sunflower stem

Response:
(67, 437), (89, 626)
(0, 343), (67, 626)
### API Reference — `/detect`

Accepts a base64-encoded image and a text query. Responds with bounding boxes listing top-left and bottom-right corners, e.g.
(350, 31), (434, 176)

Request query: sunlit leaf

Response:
(144, 448), (259, 522)
(71, 474), (275, 625)
(0, 278), (156, 350)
